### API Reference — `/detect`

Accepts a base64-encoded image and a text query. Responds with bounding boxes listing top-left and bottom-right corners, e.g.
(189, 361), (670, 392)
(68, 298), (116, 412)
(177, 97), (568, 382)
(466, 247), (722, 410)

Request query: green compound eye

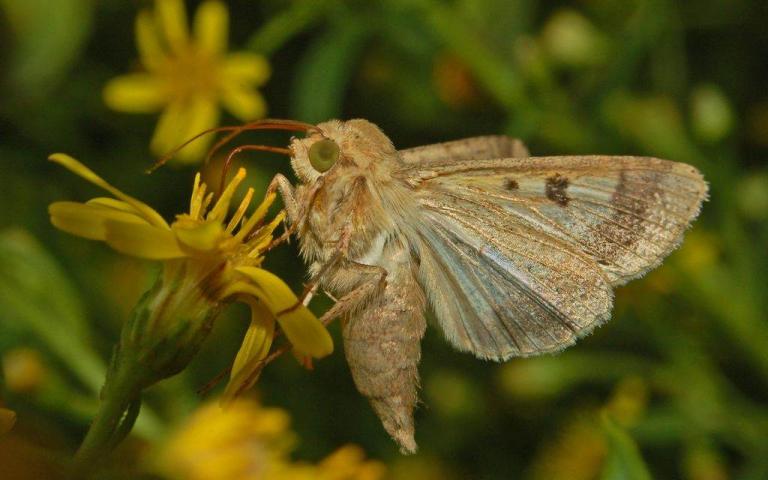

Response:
(308, 138), (340, 173)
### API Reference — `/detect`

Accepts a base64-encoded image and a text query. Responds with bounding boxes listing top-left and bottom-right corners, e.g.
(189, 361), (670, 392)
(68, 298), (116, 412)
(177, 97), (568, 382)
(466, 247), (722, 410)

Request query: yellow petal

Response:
(223, 299), (275, 400)
(49, 201), (149, 240)
(194, 0), (228, 56)
(176, 98), (220, 164)
(183, 97), (220, 147)
(172, 219), (224, 252)
(156, 0), (189, 53)
(86, 197), (143, 215)
(103, 73), (167, 113)
(0, 408), (16, 436)
(222, 53), (270, 85)
(221, 86), (266, 121)
(150, 100), (188, 158)
(278, 306), (333, 358)
(48, 154), (169, 229)
(104, 220), (185, 259)
(234, 267), (333, 358)
(136, 9), (166, 71)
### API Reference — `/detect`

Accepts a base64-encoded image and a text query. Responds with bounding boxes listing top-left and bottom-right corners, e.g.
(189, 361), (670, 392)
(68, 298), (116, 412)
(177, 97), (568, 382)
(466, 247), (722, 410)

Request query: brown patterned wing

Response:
(399, 136), (529, 165)
(399, 155), (707, 359)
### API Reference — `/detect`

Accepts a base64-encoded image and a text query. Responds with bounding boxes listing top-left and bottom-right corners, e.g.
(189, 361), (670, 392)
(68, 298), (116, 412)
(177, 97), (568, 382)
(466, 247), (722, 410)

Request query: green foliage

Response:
(0, 0), (94, 100)
(291, 17), (368, 122)
(1, 0), (767, 478)
(600, 413), (652, 480)
(0, 229), (102, 391)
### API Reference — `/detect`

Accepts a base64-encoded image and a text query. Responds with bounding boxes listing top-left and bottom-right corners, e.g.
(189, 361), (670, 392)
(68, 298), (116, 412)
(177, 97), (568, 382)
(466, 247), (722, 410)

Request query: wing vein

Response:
(428, 225), (531, 353)
(427, 206), (607, 322)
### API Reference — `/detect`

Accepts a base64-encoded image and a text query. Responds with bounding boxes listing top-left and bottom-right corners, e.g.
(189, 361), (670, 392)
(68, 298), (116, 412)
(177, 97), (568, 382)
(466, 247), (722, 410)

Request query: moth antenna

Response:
(219, 144), (292, 194)
(207, 119), (319, 166)
(147, 125), (244, 173)
(148, 118), (320, 173)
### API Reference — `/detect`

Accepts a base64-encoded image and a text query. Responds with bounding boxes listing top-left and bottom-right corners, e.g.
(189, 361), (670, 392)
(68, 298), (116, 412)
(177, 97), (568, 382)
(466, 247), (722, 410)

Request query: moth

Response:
(228, 118), (707, 453)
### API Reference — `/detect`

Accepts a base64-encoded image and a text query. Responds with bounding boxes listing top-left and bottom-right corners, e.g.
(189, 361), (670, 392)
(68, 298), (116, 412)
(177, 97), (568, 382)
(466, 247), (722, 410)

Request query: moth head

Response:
(290, 119), (397, 184)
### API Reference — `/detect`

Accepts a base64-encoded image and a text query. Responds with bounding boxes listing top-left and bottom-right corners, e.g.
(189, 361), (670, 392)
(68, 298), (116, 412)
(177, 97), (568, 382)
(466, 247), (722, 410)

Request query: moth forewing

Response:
(399, 135), (530, 164)
(406, 155), (708, 286)
(279, 119), (707, 454)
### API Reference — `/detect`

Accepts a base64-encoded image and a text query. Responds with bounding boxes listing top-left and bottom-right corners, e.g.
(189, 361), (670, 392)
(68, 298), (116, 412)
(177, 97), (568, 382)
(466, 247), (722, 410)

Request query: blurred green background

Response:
(1, 0), (767, 479)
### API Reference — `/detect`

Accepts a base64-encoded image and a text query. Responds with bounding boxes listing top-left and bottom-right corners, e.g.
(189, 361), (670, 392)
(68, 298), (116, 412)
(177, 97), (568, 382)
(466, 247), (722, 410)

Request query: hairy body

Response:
(269, 119), (707, 453)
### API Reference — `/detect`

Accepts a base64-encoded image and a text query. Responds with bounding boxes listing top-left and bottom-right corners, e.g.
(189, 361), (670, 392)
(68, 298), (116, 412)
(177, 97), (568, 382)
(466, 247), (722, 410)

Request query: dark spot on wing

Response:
(504, 179), (519, 190)
(545, 174), (569, 206)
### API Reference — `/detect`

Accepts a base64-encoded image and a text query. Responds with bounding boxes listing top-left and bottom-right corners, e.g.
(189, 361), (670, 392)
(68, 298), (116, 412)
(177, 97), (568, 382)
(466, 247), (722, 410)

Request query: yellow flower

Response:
(103, 0), (270, 163)
(2, 348), (47, 394)
(317, 445), (387, 480)
(526, 416), (606, 480)
(156, 399), (385, 480)
(157, 399), (294, 480)
(47, 153), (332, 396)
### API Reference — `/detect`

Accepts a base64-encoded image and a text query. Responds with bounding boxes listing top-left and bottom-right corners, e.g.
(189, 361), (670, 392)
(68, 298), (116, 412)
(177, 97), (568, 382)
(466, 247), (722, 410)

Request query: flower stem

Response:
(72, 352), (142, 476)
(71, 266), (220, 475)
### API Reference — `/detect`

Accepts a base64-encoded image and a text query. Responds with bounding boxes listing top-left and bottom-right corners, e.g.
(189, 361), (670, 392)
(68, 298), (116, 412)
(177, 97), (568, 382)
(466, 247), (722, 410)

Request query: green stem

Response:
(72, 354), (142, 476)
(71, 264), (220, 474)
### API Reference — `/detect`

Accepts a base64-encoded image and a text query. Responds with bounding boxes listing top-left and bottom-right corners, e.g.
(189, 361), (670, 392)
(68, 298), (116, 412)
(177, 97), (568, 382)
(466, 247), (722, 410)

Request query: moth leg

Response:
(266, 174), (329, 251)
(316, 260), (388, 326)
(302, 283), (318, 306)
(323, 290), (339, 303)
(278, 244), (346, 315)
(279, 253), (387, 322)
(266, 173), (300, 224)
(280, 222), (360, 312)
(309, 210), (389, 320)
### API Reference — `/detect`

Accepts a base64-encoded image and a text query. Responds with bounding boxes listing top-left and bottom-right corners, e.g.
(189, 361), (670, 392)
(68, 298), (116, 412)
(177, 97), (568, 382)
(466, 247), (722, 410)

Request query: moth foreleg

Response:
(317, 260), (387, 326)
(279, 230), (386, 317)
(267, 173), (300, 225)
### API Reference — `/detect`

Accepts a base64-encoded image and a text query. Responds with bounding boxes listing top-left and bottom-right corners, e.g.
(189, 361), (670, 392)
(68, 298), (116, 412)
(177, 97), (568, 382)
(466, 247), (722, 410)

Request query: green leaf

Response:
(0, 0), (94, 100)
(0, 228), (103, 391)
(600, 411), (653, 480)
(290, 20), (368, 123)
(248, 0), (332, 55)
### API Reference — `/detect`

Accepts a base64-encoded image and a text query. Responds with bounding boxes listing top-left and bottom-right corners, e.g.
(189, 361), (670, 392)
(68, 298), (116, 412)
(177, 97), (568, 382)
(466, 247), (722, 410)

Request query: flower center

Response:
(161, 47), (220, 102)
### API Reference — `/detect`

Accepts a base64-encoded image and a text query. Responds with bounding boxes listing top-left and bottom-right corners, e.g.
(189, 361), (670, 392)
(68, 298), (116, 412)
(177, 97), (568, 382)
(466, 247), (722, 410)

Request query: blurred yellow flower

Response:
(158, 399), (293, 480)
(0, 408), (16, 436)
(683, 443), (729, 480)
(47, 154), (332, 396)
(157, 399), (384, 480)
(103, 0), (270, 163)
(2, 348), (47, 394)
(603, 377), (648, 428)
(540, 9), (608, 67)
(526, 417), (606, 480)
(497, 357), (570, 400)
(675, 230), (719, 274)
(526, 377), (650, 480)
(319, 445), (386, 480)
